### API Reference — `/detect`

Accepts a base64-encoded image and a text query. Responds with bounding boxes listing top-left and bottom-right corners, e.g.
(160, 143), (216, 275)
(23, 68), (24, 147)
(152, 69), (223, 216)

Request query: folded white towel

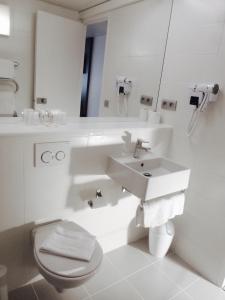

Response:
(40, 224), (96, 262)
(136, 192), (185, 228)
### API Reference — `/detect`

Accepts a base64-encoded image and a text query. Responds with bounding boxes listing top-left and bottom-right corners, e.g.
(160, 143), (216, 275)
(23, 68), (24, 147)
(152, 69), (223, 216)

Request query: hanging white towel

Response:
(136, 192), (185, 228)
(40, 224), (96, 262)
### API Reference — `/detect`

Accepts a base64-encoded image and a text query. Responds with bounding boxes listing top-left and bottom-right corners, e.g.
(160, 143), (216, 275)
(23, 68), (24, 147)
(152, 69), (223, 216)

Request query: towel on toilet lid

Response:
(40, 222), (96, 262)
(136, 192), (185, 228)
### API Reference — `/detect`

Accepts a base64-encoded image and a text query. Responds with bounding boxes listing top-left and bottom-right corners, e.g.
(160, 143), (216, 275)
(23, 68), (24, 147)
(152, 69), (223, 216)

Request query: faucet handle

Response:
(96, 189), (103, 199)
(137, 138), (149, 145)
(134, 139), (151, 158)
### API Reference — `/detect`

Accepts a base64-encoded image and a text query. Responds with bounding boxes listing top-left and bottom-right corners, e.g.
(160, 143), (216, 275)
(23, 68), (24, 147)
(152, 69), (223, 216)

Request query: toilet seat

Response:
(33, 221), (103, 290)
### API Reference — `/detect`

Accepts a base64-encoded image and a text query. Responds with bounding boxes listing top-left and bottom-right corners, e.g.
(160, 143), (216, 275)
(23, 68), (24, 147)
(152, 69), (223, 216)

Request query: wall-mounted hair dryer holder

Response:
(116, 76), (132, 116)
(189, 83), (219, 111)
(187, 83), (220, 136)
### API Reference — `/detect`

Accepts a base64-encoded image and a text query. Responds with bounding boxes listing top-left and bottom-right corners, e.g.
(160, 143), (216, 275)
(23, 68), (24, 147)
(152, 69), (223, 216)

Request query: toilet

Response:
(32, 220), (103, 292)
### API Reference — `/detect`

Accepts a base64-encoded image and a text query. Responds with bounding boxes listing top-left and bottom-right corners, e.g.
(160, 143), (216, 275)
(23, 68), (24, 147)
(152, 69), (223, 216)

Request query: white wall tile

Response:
(186, 277), (225, 300)
(24, 136), (88, 222)
(0, 0), (79, 113)
(159, 0), (225, 286)
(0, 138), (24, 231)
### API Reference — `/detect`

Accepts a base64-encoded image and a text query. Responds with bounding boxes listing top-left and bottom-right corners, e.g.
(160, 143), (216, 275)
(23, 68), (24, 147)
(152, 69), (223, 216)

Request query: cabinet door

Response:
(35, 11), (86, 116)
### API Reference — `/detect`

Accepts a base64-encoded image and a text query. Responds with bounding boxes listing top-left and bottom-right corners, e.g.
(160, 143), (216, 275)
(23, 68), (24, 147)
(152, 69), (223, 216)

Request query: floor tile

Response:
(129, 238), (150, 255)
(9, 243), (225, 300)
(129, 238), (159, 264)
(91, 280), (142, 300)
(128, 264), (181, 300)
(186, 278), (225, 300)
(33, 279), (88, 300)
(156, 254), (200, 289)
(106, 244), (151, 277)
(9, 285), (37, 300)
(85, 256), (123, 295)
(170, 291), (193, 300)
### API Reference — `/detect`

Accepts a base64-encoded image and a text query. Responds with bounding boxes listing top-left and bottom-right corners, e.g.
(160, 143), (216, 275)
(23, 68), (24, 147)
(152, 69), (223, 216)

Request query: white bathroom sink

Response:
(106, 154), (190, 200)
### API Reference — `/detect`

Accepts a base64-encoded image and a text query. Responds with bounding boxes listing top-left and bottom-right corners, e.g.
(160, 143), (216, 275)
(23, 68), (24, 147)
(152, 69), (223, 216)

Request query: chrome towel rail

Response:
(0, 78), (19, 93)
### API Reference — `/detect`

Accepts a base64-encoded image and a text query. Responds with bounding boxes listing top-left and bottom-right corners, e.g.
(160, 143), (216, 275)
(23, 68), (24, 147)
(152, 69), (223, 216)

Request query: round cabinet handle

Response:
(41, 151), (53, 164)
(56, 151), (66, 161)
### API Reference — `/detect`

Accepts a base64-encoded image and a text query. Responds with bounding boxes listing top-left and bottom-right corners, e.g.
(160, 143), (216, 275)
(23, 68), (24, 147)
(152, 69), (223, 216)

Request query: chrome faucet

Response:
(133, 139), (151, 158)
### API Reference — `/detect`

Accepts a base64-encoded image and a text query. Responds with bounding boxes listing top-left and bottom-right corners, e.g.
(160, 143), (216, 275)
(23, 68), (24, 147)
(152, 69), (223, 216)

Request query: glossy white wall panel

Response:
(24, 136), (88, 222)
(35, 11), (86, 115)
(158, 0), (225, 287)
(0, 138), (25, 290)
(0, 138), (24, 231)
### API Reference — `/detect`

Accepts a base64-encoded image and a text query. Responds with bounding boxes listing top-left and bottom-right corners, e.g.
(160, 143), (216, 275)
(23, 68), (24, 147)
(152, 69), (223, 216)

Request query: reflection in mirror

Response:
(0, 0), (173, 119)
(81, 0), (173, 118)
(99, 0), (172, 117)
(80, 21), (107, 117)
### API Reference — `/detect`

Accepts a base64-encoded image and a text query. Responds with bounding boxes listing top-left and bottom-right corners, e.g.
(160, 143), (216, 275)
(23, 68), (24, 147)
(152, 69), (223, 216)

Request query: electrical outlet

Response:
(140, 95), (153, 107)
(104, 100), (110, 108)
(161, 99), (177, 111)
(161, 100), (168, 109)
(36, 97), (47, 104)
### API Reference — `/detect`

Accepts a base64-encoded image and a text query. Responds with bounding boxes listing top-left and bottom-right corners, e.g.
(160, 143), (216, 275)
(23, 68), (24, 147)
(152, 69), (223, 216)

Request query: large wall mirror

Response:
(0, 0), (173, 118)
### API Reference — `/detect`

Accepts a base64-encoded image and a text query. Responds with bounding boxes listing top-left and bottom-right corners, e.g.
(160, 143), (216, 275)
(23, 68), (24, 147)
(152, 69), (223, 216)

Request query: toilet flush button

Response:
(56, 151), (66, 161)
(35, 142), (69, 167)
(41, 151), (53, 164)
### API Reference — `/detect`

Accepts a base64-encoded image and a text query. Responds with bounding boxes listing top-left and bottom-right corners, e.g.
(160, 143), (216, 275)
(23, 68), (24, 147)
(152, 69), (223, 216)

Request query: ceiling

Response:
(41, 0), (110, 11)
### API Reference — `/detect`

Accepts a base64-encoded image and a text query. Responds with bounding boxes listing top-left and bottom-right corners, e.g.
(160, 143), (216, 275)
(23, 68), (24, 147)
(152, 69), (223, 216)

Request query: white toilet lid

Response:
(34, 221), (103, 279)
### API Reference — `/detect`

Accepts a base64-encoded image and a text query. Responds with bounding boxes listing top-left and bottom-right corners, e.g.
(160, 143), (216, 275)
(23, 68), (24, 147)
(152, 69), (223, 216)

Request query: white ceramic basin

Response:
(106, 154), (190, 200)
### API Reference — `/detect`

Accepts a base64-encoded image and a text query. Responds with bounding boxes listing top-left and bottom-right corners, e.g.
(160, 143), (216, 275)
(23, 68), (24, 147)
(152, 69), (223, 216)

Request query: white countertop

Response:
(0, 117), (172, 137)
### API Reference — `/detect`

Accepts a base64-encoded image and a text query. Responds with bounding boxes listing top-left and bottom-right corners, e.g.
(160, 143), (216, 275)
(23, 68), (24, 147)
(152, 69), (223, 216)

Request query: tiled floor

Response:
(9, 238), (225, 300)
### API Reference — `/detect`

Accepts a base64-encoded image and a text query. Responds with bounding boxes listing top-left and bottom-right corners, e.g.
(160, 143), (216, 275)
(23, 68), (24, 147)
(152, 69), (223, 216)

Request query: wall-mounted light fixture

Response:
(0, 4), (10, 36)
